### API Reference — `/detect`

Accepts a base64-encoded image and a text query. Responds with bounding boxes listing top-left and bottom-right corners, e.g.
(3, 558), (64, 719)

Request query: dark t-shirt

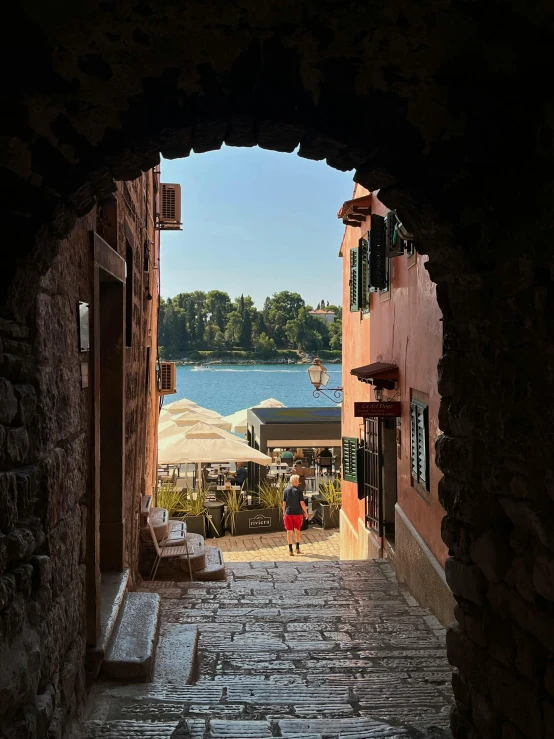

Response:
(282, 485), (305, 515)
(235, 466), (248, 486)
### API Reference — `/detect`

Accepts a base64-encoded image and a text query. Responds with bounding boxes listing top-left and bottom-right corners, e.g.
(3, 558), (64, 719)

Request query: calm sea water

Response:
(168, 364), (343, 416)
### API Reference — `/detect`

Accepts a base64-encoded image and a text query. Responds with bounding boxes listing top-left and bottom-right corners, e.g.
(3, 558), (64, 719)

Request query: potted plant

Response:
(223, 484), (283, 536)
(156, 483), (219, 538)
(222, 489), (247, 535)
(256, 480), (285, 532)
(313, 479), (341, 529)
(181, 488), (209, 537)
(156, 482), (188, 519)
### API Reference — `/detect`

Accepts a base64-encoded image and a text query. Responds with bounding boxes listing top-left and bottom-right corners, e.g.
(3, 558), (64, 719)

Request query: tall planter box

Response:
(228, 506), (282, 536)
(312, 500), (341, 530)
(184, 514), (206, 537)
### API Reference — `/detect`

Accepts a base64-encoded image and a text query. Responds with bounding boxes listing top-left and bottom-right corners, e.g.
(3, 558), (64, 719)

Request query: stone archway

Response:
(1, 3), (554, 738)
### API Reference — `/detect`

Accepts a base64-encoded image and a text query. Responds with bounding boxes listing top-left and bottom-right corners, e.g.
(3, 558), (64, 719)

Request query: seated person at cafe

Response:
(281, 448), (294, 463)
(317, 446), (333, 460)
(294, 447), (304, 461)
(234, 462), (248, 488)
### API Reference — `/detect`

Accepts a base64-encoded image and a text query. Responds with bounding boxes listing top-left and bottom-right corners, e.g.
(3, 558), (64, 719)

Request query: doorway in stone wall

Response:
(86, 235), (127, 654)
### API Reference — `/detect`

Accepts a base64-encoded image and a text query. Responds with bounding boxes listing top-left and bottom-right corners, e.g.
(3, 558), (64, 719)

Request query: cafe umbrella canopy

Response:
(163, 396), (202, 412)
(158, 421), (248, 451)
(166, 409), (232, 430)
(224, 398), (286, 435)
(158, 421), (271, 466)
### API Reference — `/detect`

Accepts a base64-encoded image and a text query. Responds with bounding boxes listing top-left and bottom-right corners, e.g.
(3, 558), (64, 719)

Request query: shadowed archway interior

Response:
(1, 2), (554, 738)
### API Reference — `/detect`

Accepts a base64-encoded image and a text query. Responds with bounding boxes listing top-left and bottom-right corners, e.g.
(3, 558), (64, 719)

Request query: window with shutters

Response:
(358, 237), (369, 310)
(379, 252), (390, 295)
(410, 400), (429, 497)
(342, 437), (358, 482)
(368, 214), (389, 291)
(349, 247), (359, 311)
(362, 418), (382, 534)
(385, 211), (405, 258)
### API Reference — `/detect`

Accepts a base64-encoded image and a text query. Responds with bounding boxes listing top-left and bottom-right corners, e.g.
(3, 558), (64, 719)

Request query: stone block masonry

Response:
(0, 314), (88, 739)
(1, 4), (554, 737)
(0, 171), (159, 737)
(82, 560), (452, 738)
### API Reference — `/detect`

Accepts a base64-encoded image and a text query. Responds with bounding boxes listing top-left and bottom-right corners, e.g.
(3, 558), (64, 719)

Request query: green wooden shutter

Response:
(342, 437), (358, 482)
(356, 443), (366, 500)
(369, 214), (388, 290)
(410, 403), (419, 480)
(386, 211), (404, 257)
(349, 247), (359, 311)
(410, 400), (429, 489)
(358, 237), (369, 309)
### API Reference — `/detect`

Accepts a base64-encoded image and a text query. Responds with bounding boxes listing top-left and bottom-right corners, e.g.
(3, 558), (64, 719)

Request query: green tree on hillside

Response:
(254, 332), (276, 358)
(239, 309), (252, 348)
(328, 319), (342, 350)
(158, 289), (342, 357)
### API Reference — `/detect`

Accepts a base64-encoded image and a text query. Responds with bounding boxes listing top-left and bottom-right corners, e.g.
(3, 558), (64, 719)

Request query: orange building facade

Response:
(339, 185), (455, 624)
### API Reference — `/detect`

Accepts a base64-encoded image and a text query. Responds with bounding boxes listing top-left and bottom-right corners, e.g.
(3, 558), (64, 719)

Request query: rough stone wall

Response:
(0, 222), (93, 738)
(0, 3), (553, 738)
(0, 172), (158, 737)
(118, 173), (159, 573)
(436, 246), (554, 739)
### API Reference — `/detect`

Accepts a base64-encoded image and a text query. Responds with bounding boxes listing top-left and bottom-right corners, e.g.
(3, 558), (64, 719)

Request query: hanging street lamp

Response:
(307, 358), (343, 403)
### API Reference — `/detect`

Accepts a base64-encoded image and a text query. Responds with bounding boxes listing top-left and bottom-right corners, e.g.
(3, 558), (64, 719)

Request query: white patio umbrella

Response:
(163, 397), (200, 412)
(158, 421), (247, 449)
(172, 409), (231, 429)
(224, 398), (286, 435)
(158, 421), (271, 465)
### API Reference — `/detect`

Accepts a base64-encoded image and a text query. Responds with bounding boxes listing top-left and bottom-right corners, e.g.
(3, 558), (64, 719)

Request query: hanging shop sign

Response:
(354, 401), (401, 418)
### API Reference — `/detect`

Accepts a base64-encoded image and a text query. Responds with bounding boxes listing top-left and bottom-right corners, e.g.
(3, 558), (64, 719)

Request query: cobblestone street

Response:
(205, 528), (340, 562)
(82, 559), (453, 738)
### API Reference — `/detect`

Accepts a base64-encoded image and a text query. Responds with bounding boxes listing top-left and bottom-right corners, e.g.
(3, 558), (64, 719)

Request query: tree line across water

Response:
(159, 290), (342, 360)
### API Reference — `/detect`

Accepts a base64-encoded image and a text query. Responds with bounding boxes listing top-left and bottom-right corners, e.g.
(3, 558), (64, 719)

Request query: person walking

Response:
(282, 474), (309, 556)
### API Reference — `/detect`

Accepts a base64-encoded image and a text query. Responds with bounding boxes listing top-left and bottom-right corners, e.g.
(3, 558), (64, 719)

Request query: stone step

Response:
(150, 507), (169, 541)
(184, 533), (207, 572)
(86, 569), (131, 679)
(155, 624), (199, 685)
(190, 546), (226, 581)
(102, 592), (161, 681)
(98, 569), (130, 655)
(169, 716), (425, 738)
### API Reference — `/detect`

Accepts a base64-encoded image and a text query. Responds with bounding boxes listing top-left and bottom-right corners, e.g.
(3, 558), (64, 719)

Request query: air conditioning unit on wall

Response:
(157, 183), (182, 230)
(158, 362), (177, 395)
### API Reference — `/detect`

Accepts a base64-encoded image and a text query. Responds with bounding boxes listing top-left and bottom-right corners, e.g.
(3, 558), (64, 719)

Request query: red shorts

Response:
(284, 514), (304, 531)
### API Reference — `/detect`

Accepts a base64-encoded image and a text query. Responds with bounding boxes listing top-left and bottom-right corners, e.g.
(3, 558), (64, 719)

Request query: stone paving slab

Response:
(80, 559), (453, 739)
(205, 528), (340, 562)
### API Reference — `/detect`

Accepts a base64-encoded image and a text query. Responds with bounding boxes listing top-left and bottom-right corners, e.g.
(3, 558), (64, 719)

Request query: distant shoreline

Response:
(171, 357), (342, 366)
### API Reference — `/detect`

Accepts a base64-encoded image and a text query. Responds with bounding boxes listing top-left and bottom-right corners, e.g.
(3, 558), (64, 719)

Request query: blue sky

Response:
(159, 146), (354, 309)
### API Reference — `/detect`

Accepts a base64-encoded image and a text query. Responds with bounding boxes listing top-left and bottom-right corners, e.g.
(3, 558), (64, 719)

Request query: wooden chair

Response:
(148, 519), (194, 581)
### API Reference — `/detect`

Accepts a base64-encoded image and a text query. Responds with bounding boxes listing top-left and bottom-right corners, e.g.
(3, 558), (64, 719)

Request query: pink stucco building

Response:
(339, 185), (455, 624)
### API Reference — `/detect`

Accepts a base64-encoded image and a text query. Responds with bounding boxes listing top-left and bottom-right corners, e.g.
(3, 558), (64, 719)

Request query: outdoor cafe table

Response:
(216, 485), (241, 492)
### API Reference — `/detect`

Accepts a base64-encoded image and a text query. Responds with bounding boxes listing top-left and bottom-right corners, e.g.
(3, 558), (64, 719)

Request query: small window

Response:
(379, 255), (390, 294)
(342, 437), (358, 482)
(125, 242), (133, 347)
(349, 247), (360, 312)
(410, 400), (429, 492)
(359, 237), (369, 311)
(368, 214), (389, 291)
